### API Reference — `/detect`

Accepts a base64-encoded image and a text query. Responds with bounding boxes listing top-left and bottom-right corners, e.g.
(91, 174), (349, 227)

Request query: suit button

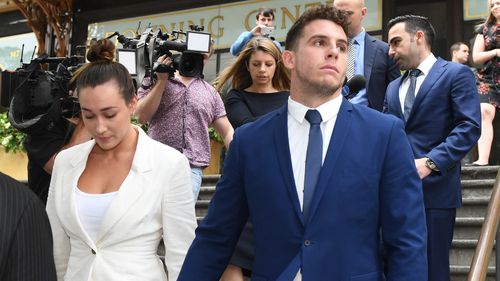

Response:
(304, 240), (311, 246)
(91, 249), (96, 255)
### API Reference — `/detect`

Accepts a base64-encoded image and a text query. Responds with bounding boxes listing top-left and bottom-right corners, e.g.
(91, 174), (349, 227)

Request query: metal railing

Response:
(468, 168), (500, 281)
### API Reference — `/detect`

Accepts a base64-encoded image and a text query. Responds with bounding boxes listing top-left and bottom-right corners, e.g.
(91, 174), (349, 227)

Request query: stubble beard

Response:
(296, 68), (341, 98)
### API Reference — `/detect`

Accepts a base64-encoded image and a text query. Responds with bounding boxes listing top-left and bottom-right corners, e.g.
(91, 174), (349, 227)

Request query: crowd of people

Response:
(0, 1), (499, 281)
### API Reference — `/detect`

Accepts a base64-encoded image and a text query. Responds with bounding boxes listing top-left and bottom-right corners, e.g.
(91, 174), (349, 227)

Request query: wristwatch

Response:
(425, 158), (440, 172)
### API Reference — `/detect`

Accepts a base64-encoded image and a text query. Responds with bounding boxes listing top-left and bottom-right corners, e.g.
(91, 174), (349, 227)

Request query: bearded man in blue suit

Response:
(179, 6), (427, 281)
(384, 15), (481, 281)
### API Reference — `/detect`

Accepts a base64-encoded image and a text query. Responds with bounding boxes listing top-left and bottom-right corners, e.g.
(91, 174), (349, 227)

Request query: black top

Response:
(0, 172), (56, 281)
(23, 117), (74, 203)
(225, 89), (289, 129)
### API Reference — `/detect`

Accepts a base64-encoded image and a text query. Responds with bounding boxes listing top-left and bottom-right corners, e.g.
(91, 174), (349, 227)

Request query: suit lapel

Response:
(387, 76), (404, 118)
(407, 58), (446, 124)
(61, 141), (96, 248)
(96, 128), (150, 243)
(273, 105), (304, 225)
(363, 34), (376, 88)
(95, 172), (146, 243)
(307, 99), (353, 222)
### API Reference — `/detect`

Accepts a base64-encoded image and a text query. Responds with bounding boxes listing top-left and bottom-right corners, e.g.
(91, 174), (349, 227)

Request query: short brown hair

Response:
(450, 42), (466, 56)
(285, 5), (349, 51)
(256, 8), (274, 20)
(387, 15), (435, 50)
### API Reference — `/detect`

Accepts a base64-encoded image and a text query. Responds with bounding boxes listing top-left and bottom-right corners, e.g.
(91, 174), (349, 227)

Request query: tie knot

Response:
(305, 110), (322, 125)
(409, 69), (422, 77)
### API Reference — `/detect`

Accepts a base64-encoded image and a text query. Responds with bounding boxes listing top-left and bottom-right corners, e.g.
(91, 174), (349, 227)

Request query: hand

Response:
(69, 119), (92, 145)
(414, 158), (432, 179)
(155, 55), (172, 81)
(251, 24), (266, 36)
(43, 118), (91, 174)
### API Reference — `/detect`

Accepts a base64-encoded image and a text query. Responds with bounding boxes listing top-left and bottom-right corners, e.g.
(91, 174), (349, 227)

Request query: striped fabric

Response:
(0, 172), (56, 281)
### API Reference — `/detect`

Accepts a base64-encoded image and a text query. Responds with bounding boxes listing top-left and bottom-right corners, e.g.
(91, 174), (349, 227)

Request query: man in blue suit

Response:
(384, 15), (481, 281)
(333, 0), (400, 111)
(179, 6), (427, 281)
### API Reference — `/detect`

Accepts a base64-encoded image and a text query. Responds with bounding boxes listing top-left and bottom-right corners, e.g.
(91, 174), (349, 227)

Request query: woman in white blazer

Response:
(46, 39), (197, 281)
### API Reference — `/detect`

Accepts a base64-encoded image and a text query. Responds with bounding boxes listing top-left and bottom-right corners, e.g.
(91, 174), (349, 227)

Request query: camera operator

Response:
(5, 51), (93, 204)
(135, 46), (233, 201)
(24, 113), (91, 204)
(230, 7), (283, 56)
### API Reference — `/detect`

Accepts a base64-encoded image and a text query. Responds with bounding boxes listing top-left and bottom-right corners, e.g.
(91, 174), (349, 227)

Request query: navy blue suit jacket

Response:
(363, 34), (401, 111)
(384, 58), (481, 208)
(178, 100), (427, 281)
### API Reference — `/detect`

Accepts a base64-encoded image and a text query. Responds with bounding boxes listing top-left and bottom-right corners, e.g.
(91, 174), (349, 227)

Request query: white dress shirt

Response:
(398, 53), (437, 111)
(287, 95), (342, 209)
(287, 94), (342, 281)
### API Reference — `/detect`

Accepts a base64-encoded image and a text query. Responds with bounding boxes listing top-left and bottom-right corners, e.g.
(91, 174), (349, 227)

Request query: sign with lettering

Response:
(88, 0), (381, 49)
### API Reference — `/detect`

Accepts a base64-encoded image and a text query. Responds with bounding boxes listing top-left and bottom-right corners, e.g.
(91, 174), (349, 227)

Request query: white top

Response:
(398, 53), (437, 111)
(75, 188), (118, 242)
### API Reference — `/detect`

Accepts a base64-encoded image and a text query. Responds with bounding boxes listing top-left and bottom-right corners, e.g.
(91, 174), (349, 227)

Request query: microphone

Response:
(342, 74), (366, 100)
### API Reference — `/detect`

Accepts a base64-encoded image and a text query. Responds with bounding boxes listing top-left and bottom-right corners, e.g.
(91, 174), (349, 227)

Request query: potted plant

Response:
(0, 111), (28, 180)
(204, 127), (224, 175)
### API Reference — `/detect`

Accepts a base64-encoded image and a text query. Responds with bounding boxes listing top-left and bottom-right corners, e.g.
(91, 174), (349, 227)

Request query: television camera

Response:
(1, 54), (83, 134)
(111, 24), (212, 84)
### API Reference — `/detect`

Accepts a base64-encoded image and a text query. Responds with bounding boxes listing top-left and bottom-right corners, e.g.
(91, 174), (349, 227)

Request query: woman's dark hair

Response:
(72, 39), (135, 104)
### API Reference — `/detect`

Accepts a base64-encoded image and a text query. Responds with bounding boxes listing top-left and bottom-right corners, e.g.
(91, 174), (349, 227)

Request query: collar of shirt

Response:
(287, 94), (343, 124)
(399, 53), (437, 111)
(401, 52), (436, 83)
(415, 52), (436, 77)
(287, 94), (342, 214)
(352, 29), (365, 47)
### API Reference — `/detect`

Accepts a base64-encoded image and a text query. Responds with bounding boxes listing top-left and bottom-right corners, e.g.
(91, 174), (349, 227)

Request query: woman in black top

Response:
(215, 37), (290, 129)
(214, 37), (290, 280)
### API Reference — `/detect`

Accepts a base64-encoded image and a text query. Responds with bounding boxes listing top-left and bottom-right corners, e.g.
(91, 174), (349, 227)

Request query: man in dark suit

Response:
(178, 6), (427, 281)
(0, 172), (56, 281)
(384, 15), (481, 281)
(333, 0), (400, 111)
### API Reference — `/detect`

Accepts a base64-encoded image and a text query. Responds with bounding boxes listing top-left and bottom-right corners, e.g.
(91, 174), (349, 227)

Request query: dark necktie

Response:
(403, 69), (422, 121)
(303, 109), (323, 222)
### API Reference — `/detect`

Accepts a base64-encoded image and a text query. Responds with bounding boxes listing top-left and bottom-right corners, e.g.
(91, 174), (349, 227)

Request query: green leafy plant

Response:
(0, 112), (26, 153)
(131, 115), (148, 132)
(208, 127), (223, 144)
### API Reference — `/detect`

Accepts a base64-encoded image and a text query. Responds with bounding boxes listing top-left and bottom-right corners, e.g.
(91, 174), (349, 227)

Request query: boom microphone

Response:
(344, 74), (366, 100)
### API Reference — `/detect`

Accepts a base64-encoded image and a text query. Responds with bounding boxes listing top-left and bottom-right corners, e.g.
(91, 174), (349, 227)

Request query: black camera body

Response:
(115, 25), (211, 83)
(1, 56), (83, 134)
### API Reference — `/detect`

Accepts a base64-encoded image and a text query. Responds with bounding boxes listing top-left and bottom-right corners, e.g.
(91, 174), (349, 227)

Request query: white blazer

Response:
(46, 127), (197, 281)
